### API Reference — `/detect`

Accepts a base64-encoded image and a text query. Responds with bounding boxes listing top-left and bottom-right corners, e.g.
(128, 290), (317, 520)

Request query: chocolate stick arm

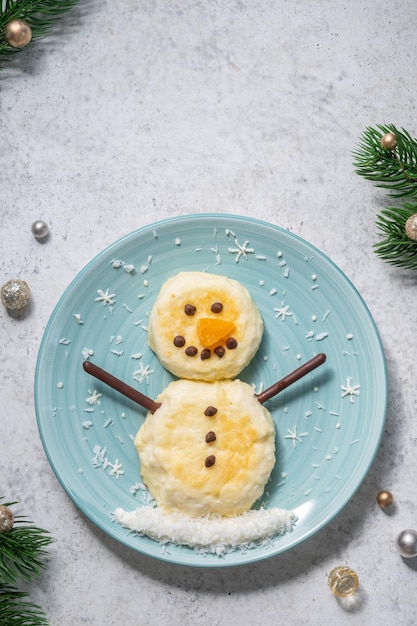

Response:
(256, 353), (326, 404)
(82, 360), (161, 414)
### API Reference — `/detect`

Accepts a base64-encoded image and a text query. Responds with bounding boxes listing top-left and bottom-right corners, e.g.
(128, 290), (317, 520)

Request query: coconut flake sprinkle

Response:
(114, 506), (296, 555)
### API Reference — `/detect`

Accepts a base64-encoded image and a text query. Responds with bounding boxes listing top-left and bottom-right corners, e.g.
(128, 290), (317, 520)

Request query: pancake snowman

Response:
(83, 271), (326, 547)
(139, 271), (274, 517)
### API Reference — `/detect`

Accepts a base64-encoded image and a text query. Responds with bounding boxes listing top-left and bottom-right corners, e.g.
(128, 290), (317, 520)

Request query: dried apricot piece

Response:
(196, 318), (235, 348)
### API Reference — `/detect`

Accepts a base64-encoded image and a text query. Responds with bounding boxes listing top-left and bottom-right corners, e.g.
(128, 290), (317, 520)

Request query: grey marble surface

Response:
(1, 1), (417, 624)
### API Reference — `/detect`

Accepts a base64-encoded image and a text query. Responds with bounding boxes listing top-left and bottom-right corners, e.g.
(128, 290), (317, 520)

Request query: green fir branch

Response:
(373, 202), (417, 270)
(0, 0), (79, 61)
(0, 500), (53, 586)
(0, 500), (52, 624)
(0, 584), (48, 626)
(353, 124), (417, 269)
(353, 123), (417, 198)
(0, 525), (53, 586)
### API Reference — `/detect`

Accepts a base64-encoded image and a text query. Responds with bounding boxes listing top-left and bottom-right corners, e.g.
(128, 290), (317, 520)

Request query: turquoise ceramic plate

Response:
(35, 214), (387, 567)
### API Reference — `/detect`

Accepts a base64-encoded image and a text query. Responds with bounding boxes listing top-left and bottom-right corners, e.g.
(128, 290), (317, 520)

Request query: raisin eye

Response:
(204, 406), (217, 416)
(210, 302), (223, 313)
(184, 304), (196, 316)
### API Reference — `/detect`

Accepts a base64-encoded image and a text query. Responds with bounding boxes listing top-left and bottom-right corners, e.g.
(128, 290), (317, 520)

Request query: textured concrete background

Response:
(1, 1), (417, 624)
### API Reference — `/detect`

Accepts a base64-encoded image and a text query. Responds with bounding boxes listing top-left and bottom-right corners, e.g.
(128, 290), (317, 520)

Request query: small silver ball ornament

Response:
(31, 220), (49, 241)
(0, 504), (14, 533)
(1, 279), (30, 310)
(395, 529), (417, 558)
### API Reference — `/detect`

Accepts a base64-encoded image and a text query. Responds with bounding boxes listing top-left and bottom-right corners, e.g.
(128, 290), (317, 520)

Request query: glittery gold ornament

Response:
(380, 132), (398, 150)
(4, 19), (32, 48)
(1, 279), (30, 310)
(0, 504), (14, 533)
(328, 566), (359, 597)
(405, 213), (417, 242)
(377, 490), (394, 509)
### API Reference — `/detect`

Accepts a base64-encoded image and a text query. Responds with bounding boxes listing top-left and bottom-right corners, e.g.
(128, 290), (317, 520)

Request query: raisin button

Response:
(205, 455), (216, 468)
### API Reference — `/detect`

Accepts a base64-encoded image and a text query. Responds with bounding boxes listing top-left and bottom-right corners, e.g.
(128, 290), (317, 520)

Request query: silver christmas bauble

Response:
(1, 279), (30, 310)
(0, 505), (14, 533)
(395, 529), (417, 558)
(31, 220), (50, 241)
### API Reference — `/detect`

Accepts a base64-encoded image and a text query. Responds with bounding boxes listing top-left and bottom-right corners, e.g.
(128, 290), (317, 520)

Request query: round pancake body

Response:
(135, 379), (276, 517)
(148, 271), (263, 381)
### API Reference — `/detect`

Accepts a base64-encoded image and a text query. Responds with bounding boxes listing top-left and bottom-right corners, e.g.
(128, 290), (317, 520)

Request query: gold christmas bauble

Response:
(405, 213), (417, 242)
(376, 490), (393, 508)
(4, 19), (32, 48)
(380, 132), (398, 150)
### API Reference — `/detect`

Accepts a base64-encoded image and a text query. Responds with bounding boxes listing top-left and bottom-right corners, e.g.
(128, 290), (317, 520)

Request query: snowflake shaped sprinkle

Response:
(274, 302), (293, 321)
(86, 389), (102, 406)
(228, 238), (255, 263)
(341, 377), (361, 403)
(95, 288), (116, 306)
(133, 363), (155, 384)
(285, 426), (308, 447)
(108, 459), (124, 479)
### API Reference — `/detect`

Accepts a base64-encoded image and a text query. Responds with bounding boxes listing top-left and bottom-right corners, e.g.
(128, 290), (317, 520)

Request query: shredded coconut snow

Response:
(114, 506), (297, 555)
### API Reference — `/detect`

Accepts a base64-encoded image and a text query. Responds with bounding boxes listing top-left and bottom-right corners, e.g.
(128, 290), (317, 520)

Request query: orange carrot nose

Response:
(197, 318), (235, 347)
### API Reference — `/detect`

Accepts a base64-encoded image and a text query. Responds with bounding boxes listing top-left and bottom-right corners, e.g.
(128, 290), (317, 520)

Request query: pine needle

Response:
(0, 584), (48, 626)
